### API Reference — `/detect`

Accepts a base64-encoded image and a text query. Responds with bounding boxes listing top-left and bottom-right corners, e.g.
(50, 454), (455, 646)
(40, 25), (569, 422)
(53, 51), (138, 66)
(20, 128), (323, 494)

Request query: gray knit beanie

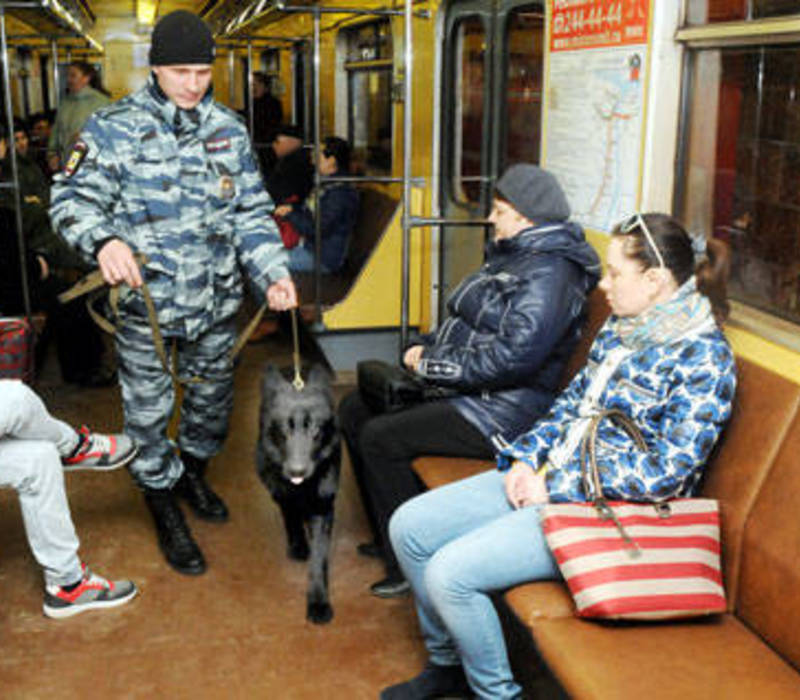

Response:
(495, 164), (570, 223)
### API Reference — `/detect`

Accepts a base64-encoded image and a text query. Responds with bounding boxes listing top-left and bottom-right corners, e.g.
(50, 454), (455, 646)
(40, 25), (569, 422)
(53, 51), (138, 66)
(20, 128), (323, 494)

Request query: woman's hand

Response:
(403, 345), (424, 371)
(274, 204), (292, 218)
(504, 460), (549, 509)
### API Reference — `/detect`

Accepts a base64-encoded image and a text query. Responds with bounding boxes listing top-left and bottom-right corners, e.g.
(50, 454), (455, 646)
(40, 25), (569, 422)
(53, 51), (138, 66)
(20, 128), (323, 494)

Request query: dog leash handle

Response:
(291, 308), (305, 391)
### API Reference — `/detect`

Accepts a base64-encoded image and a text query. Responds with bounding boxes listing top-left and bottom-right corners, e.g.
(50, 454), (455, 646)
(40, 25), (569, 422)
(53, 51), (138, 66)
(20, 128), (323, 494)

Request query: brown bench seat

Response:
(412, 307), (800, 696)
(293, 185), (399, 310)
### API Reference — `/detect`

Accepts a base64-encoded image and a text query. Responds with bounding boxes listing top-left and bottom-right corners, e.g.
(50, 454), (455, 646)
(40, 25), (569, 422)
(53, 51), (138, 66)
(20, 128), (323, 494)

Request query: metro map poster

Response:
(543, 0), (650, 233)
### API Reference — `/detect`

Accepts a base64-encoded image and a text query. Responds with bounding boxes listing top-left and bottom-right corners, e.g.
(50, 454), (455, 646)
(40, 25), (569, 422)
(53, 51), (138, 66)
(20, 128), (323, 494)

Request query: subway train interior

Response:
(2, 0), (800, 697)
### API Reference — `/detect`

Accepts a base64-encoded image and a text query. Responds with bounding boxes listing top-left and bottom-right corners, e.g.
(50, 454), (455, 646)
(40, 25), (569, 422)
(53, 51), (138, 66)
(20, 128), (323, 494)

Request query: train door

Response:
(439, 0), (544, 316)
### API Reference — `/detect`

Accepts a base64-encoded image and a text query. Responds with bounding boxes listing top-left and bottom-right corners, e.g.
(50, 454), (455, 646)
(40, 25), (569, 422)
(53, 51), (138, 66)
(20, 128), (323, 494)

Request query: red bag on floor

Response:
(0, 317), (35, 383)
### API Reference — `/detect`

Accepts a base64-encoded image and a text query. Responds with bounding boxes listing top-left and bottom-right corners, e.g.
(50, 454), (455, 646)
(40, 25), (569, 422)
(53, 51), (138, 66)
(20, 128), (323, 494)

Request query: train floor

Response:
(0, 331), (427, 698)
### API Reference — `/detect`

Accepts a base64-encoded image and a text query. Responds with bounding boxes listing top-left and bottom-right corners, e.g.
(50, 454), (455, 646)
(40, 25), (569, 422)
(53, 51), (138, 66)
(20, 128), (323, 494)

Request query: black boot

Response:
(174, 453), (229, 522)
(143, 488), (206, 575)
(380, 662), (471, 699)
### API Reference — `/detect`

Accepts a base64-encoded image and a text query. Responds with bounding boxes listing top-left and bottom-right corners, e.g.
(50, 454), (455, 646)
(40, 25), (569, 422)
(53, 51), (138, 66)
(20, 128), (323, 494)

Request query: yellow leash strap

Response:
(290, 307), (305, 391)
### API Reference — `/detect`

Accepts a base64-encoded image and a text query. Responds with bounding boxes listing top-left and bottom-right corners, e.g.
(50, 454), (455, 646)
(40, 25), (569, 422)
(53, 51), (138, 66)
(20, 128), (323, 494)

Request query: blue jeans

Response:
(287, 245), (331, 273)
(389, 469), (559, 700)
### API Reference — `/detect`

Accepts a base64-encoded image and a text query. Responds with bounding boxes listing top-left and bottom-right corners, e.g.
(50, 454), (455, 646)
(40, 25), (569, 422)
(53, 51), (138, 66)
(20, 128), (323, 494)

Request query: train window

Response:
(502, 6), (543, 171)
(451, 15), (486, 202)
(342, 20), (393, 173)
(343, 20), (392, 62)
(686, 0), (800, 24)
(678, 44), (800, 325)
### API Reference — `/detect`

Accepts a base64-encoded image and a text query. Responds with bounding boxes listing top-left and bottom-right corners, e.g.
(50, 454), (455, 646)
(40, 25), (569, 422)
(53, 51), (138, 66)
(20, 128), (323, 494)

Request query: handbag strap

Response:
(579, 409), (648, 556)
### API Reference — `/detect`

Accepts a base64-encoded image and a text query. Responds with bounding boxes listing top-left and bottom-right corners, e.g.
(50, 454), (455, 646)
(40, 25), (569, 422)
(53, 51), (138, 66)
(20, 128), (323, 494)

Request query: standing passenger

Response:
(50, 10), (297, 576)
(47, 61), (111, 172)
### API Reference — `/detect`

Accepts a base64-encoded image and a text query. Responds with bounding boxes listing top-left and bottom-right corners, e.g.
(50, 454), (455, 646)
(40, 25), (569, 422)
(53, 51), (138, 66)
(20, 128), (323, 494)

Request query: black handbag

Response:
(357, 359), (457, 414)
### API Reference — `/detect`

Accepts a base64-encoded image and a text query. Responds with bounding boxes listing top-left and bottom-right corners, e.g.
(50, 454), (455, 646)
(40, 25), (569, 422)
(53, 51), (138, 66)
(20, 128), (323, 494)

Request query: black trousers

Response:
(338, 391), (495, 574)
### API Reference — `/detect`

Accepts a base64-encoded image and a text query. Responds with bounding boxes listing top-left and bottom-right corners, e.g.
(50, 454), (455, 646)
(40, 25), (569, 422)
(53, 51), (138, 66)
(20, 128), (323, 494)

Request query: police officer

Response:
(50, 10), (297, 576)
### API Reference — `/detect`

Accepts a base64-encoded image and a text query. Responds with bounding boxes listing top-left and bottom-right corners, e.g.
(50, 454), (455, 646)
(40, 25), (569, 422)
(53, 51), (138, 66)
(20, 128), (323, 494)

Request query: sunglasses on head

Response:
(619, 213), (665, 269)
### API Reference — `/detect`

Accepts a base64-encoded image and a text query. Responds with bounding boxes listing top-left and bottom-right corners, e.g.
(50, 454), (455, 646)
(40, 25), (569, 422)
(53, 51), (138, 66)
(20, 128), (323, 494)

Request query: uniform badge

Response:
(64, 141), (88, 177)
(205, 137), (231, 152)
(219, 175), (235, 200)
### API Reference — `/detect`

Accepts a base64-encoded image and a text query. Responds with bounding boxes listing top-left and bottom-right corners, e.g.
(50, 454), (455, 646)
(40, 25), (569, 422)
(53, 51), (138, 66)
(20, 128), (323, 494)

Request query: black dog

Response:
(256, 364), (341, 624)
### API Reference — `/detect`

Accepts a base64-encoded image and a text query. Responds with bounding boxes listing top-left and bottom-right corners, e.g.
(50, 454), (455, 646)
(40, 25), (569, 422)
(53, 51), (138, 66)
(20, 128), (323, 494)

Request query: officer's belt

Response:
(58, 254), (268, 385)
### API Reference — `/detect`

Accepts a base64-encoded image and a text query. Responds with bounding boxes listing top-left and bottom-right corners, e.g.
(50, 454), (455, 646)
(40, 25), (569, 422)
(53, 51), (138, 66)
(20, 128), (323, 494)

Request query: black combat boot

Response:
(174, 453), (229, 522)
(143, 487), (206, 575)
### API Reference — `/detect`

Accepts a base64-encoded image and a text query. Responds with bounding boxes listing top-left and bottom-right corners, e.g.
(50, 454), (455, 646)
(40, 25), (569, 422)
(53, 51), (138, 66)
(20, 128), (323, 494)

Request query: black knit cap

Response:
(149, 10), (215, 66)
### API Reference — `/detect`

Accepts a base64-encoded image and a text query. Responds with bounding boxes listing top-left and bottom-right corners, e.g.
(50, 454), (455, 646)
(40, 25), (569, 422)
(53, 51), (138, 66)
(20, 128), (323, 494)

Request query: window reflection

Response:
(686, 0), (800, 24)
(503, 6), (544, 170)
(453, 16), (486, 202)
(343, 20), (393, 174)
(680, 45), (800, 323)
(349, 70), (392, 174)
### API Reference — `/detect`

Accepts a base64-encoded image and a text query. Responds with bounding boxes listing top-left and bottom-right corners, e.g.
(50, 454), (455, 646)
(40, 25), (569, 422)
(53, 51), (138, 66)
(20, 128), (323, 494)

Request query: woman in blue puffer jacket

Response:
(339, 164), (601, 597)
(384, 214), (735, 700)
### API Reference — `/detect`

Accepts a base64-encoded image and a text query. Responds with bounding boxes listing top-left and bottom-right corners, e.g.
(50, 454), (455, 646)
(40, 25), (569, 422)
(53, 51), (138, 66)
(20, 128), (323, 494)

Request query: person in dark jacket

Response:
(285, 136), (359, 273)
(339, 164), (601, 597)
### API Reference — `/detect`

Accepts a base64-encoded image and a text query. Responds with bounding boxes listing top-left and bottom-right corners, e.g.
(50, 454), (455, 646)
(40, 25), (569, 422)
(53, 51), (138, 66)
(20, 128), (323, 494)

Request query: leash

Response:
(58, 256), (269, 386)
(290, 307), (305, 391)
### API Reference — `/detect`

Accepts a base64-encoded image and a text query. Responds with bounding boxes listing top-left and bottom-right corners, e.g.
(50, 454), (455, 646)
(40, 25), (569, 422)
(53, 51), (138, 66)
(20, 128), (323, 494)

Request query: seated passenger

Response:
(383, 214), (736, 699)
(0, 379), (138, 618)
(339, 164), (601, 598)
(0, 121), (84, 271)
(0, 205), (106, 386)
(261, 124), (313, 195)
(284, 137), (359, 273)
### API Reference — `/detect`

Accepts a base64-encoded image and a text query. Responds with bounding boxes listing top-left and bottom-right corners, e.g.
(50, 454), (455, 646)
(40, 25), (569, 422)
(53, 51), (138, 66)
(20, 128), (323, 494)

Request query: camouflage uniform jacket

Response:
(50, 75), (288, 340)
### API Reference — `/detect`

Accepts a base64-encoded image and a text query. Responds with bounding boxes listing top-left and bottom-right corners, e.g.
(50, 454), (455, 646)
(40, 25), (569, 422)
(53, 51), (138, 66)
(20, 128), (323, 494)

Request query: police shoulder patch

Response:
(64, 141), (89, 177)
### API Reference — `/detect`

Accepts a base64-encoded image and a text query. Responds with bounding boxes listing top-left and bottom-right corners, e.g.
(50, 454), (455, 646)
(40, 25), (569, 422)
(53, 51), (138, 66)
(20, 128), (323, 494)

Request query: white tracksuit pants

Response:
(0, 380), (82, 586)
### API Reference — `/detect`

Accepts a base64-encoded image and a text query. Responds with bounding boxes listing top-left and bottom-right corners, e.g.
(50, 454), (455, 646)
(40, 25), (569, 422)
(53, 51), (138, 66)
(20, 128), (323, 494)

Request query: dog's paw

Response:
(307, 601), (333, 624)
(288, 541), (310, 560)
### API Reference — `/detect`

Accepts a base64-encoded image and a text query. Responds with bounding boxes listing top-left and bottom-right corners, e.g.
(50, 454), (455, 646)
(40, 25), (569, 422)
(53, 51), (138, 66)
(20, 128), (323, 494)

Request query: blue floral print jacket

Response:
(497, 319), (737, 503)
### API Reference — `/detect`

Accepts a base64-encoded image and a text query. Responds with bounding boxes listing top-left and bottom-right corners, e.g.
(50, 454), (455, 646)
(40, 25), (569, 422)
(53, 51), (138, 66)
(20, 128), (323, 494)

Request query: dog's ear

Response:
(306, 364), (332, 390)
(262, 364), (290, 398)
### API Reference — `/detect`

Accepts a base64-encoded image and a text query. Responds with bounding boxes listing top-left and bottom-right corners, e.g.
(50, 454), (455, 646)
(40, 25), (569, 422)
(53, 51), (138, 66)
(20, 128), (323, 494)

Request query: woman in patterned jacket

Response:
(383, 213), (736, 700)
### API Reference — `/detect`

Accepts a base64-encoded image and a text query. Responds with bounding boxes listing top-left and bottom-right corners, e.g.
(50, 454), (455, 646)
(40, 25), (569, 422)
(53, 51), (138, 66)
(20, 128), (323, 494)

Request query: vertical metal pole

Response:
(1, 10), (32, 320)
(228, 48), (235, 106)
(51, 39), (60, 108)
(400, 0), (413, 353)
(313, 7), (322, 324)
(247, 41), (254, 138)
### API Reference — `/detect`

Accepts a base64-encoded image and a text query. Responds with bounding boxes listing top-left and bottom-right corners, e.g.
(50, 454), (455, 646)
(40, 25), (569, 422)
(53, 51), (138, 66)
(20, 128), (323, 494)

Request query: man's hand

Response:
(266, 276), (298, 312)
(273, 204), (292, 218)
(48, 154), (60, 173)
(403, 345), (424, 371)
(504, 460), (549, 509)
(97, 239), (143, 288)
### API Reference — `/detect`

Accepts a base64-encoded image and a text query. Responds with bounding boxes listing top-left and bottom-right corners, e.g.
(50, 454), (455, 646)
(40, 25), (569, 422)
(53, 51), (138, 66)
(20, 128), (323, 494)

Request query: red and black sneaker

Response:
(43, 564), (138, 619)
(62, 425), (138, 472)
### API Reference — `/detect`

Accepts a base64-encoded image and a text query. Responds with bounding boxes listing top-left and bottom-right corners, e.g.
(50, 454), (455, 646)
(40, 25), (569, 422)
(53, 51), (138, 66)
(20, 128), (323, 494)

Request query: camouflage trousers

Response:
(115, 313), (236, 490)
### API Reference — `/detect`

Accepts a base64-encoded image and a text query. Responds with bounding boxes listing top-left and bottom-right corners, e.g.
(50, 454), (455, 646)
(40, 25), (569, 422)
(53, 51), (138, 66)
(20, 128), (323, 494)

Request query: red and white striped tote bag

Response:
(542, 498), (726, 620)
